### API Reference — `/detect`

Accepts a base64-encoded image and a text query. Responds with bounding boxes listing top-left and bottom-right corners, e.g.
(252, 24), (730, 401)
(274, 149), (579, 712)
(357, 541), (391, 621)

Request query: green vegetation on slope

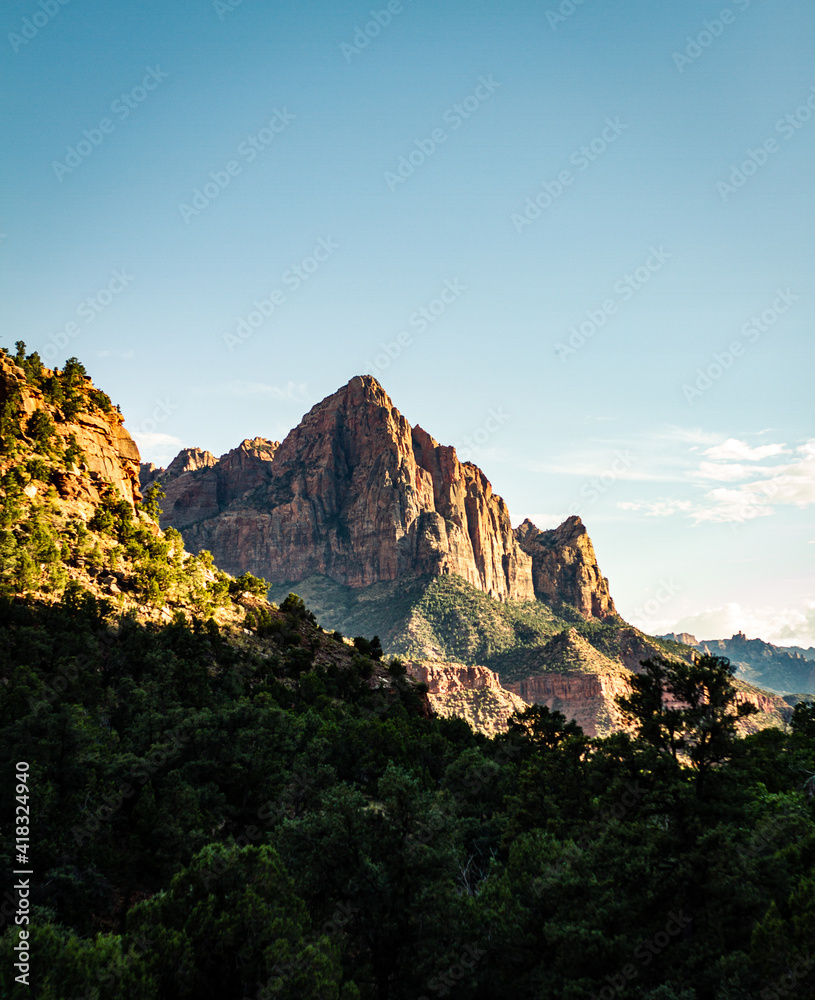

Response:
(270, 573), (671, 684)
(3, 348), (814, 999)
(1, 588), (815, 999)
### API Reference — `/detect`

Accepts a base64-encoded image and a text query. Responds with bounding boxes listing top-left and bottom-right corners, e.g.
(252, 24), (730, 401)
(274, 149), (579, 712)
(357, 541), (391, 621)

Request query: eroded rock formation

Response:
(405, 660), (528, 735)
(515, 516), (616, 618)
(150, 377), (539, 599)
(149, 377), (619, 621)
(0, 354), (141, 505)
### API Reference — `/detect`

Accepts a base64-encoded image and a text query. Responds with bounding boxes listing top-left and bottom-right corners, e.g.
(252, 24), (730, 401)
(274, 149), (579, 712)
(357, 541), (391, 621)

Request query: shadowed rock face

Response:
(515, 516), (617, 618)
(141, 439), (278, 532)
(405, 661), (528, 736)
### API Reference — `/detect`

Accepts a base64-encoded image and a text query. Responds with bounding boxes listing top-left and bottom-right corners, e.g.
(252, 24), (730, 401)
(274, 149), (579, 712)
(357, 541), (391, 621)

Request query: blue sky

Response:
(2, 0), (813, 645)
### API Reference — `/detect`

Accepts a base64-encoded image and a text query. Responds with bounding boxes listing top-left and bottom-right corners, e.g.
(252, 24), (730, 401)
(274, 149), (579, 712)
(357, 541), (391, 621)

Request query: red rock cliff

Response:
(155, 377), (536, 599)
(0, 354), (141, 506)
(515, 516), (616, 618)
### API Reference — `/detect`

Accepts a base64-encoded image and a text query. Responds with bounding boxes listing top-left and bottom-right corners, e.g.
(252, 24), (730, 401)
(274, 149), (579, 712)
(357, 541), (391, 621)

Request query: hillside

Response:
(143, 375), (793, 735)
(2, 345), (815, 1000)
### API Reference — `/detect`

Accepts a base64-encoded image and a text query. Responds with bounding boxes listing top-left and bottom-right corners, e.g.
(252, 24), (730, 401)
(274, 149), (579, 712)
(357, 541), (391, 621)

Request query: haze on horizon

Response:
(1, 0), (813, 646)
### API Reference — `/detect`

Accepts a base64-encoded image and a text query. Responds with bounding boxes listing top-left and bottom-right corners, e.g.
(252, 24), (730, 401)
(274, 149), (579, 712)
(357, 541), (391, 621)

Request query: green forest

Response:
(1, 590), (814, 999)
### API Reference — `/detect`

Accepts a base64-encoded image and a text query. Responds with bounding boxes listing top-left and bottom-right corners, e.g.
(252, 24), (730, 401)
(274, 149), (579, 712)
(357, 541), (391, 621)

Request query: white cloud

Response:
(619, 437), (815, 525)
(691, 462), (757, 482)
(131, 431), (183, 466)
(667, 601), (815, 647)
(618, 499), (695, 517)
(703, 438), (789, 462)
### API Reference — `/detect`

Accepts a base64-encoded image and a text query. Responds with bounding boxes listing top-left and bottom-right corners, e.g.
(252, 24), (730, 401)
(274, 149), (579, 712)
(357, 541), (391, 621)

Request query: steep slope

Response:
(504, 629), (632, 736)
(1, 352), (140, 506)
(0, 345), (428, 715)
(152, 377), (620, 624)
(405, 661), (528, 736)
(141, 439), (278, 532)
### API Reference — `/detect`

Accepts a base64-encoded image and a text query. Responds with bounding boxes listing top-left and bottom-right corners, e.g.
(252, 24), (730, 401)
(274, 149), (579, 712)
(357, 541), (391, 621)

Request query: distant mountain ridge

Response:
(660, 630), (815, 696)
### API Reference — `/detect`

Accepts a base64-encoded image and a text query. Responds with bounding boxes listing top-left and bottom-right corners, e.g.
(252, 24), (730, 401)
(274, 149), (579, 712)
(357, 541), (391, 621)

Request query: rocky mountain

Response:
(1, 347), (796, 738)
(140, 375), (796, 735)
(141, 439), (278, 532)
(146, 376), (618, 617)
(515, 517), (616, 618)
(660, 631), (815, 697)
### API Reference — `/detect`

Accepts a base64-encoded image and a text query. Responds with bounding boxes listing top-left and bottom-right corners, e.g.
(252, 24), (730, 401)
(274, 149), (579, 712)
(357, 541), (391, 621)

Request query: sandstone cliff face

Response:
(405, 660), (528, 736)
(508, 671), (632, 738)
(156, 377), (538, 600)
(0, 355), (141, 506)
(515, 516), (616, 619)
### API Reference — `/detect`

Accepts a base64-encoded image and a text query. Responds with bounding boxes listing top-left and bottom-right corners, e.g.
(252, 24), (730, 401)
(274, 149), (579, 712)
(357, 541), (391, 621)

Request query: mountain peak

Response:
(146, 375), (617, 618)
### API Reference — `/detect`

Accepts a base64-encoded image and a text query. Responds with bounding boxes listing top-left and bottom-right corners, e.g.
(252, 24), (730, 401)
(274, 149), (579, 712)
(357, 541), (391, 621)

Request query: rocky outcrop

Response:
(505, 629), (632, 736)
(660, 632), (700, 647)
(515, 516), (616, 619)
(158, 377), (539, 600)
(0, 354), (141, 505)
(405, 660), (528, 736)
(142, 439), (278, 533)
(509, 671), (632, 737)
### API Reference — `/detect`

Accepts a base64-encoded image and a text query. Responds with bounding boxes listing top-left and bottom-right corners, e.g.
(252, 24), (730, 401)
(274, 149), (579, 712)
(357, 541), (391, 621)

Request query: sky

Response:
(2, 0), (813, 646)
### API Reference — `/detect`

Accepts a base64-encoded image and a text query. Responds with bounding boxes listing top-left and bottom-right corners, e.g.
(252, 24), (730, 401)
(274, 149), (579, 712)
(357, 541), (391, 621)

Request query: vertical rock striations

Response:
(151, 376), (539, 599)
